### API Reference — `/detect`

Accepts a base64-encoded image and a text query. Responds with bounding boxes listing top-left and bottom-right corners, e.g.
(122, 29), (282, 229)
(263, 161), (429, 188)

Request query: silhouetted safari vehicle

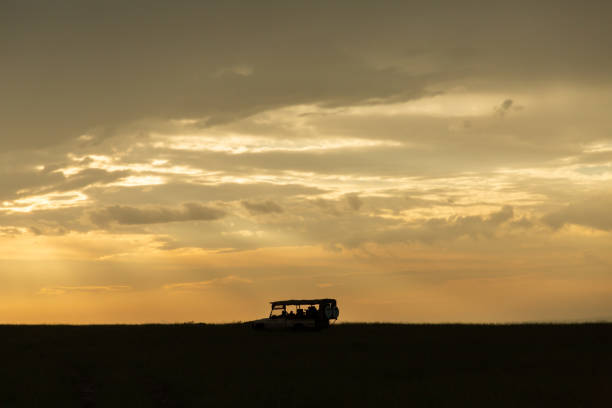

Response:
(252, 299), (339, 330)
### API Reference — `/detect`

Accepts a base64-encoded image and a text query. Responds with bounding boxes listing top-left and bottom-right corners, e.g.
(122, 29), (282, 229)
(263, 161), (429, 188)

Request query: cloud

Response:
(407, 205), (516, 242)
(4, 1), (611, 152)
(214, 64), (254, 77)
(0, 3), (435, 150)
(28, 225), (68, 236)
(87, 182), (327, 207)
(90, 203), (226, 226)
(496, 99), (513, 116)
(309, 205), (518, 249)
(484, 205), (514, 225)
(38, 285), (131, 295)
(542, 196), (612, 231)
(0, 226), (26, 237)
(345, 193), (363, 211)
(241, 200), (283, 215)
(0, 156), (133, 205)
(163, 275), (252, 291)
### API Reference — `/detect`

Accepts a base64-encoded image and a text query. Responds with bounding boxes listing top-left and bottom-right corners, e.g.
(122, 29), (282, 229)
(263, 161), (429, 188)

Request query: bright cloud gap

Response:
(151, 134), (401, 154)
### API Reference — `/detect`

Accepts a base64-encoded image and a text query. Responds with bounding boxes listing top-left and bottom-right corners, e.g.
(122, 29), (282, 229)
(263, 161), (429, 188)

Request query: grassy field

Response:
(1, 323), (610, 407)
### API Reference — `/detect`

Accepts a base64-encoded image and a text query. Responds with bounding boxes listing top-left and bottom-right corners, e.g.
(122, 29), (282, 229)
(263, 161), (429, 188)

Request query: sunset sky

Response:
(2, 1), (612, 323)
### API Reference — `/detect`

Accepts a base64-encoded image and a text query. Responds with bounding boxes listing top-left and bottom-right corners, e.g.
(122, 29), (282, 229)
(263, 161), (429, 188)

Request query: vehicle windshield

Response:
(270, 307), (285, 318)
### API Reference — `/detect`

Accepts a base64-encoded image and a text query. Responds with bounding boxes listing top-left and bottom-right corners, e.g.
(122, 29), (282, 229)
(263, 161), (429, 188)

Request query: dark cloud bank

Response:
(2, 0), (611, 150)
(241, 200), (283, 215)
(90, 203), (225, 226)
(543, 195), (612, 231)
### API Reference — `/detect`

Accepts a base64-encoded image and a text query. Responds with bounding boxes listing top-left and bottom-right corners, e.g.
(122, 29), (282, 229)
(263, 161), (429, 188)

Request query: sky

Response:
(1, 1), (612, 323)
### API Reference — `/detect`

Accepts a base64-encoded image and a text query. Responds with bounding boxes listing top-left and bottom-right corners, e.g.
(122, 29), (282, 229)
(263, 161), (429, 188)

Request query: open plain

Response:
(1, 323), (611, 407)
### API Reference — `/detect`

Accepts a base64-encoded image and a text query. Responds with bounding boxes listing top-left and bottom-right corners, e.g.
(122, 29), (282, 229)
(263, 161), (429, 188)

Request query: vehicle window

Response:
(270, 308), (285, 318)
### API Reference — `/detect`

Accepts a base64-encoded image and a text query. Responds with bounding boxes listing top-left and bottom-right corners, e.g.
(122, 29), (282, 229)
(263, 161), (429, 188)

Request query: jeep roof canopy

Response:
(270, 298), (336, 307)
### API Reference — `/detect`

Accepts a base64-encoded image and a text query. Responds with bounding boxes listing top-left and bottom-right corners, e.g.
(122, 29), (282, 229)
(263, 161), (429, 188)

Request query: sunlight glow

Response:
(151, 133), (401, 154)
(0, 191), (89, 213)
(262, 93), (529, 119)
(110, 175), (166, 187)
(583, 142), (612, 153)
(54, 155), (205, 184)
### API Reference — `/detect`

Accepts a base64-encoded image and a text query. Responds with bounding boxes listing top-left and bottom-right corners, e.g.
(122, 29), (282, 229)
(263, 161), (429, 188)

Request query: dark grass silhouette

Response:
(1, 323), (611, 407)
